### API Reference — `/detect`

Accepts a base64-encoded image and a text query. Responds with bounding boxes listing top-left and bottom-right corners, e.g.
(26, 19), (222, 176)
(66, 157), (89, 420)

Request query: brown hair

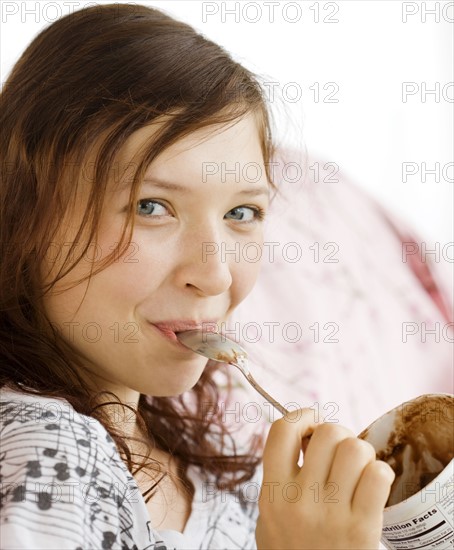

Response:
(0, 3), (277, 500)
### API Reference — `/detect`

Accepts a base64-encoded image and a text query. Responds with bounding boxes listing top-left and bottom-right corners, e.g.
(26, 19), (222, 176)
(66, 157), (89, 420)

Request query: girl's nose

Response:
(173, 229), (234, 297)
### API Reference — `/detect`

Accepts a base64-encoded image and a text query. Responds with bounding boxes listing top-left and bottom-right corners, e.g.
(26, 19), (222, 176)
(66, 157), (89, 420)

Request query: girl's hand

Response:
(256, 409), (395, 550)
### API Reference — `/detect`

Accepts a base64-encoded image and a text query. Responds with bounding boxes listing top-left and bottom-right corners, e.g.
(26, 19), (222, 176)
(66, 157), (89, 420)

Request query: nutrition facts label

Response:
(381, 471), (454, 550)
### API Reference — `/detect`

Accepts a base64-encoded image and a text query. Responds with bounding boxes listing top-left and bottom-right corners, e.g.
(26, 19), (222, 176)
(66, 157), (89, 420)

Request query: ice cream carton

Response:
(359, 394), (453, 550)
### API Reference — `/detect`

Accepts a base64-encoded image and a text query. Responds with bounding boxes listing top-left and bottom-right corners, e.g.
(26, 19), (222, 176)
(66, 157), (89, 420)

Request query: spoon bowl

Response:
(175, 330), (248, 364)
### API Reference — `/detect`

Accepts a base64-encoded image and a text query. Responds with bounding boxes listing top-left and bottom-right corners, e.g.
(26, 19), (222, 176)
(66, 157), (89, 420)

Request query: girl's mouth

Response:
(147, 322), (192, 351)
(147, 321), (218, 352)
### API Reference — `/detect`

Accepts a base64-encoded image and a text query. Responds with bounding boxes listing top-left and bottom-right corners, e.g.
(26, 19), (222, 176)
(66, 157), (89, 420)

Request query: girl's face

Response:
(41, 113), (270, 402)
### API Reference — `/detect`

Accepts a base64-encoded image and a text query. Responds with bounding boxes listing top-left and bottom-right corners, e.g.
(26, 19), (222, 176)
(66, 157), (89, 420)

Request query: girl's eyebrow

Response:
(142, 177), (270, 197)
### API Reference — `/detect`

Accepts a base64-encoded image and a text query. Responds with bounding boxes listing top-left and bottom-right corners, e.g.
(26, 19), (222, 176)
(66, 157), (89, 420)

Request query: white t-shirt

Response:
(0, 387), (260, 549)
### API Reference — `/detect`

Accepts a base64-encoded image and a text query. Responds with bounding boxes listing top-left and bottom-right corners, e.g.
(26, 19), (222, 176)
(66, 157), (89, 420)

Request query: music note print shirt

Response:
(0, 387), (259, 549)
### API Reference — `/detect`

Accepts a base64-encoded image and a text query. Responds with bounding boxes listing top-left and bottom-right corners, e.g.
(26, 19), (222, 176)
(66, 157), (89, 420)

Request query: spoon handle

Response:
(242, 370), (289, 416)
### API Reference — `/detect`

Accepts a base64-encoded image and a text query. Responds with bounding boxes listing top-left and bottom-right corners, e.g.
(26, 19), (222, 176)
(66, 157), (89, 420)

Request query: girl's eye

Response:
(225, 206), (266, 224)
(135, 200), (266, 224)
(136, 200), (169, 217)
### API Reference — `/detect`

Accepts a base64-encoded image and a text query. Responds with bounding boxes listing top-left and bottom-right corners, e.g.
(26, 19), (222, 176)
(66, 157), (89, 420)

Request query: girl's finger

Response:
(352, 460), (395, 517)
(262, 408), (318, 482)
(326, 437), (377, 506)
(299, 423), (356, 486)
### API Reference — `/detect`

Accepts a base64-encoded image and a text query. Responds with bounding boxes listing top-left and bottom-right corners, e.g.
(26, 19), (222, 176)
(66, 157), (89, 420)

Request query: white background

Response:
(1, 0), (453, 245)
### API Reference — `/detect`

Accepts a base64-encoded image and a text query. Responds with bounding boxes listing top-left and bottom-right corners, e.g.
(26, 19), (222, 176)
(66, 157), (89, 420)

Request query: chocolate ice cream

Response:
(359, 394), (453, 506)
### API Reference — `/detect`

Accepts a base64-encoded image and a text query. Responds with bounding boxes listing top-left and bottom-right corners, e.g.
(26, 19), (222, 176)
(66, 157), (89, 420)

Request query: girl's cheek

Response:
(236, 251), (263, 299)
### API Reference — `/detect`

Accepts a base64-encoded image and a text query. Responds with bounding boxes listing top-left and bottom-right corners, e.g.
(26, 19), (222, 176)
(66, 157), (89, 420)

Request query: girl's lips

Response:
(147, 322), (198, 352)
(156, 326), (179, 340)
(152, 320), (219, 334)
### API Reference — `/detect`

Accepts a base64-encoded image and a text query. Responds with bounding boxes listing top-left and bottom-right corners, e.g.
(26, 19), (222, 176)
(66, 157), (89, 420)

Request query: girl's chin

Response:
(137, 358), (209, 397)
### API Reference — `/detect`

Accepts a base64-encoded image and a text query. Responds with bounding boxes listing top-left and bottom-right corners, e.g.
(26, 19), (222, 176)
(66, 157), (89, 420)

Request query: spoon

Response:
(176, 330), (289, 416)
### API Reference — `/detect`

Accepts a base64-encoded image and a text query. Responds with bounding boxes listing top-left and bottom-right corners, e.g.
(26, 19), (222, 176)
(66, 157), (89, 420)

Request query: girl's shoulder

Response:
(1, 385), (101, 430)
(0, 386), (156, 549)
(0, 386), (117, 460)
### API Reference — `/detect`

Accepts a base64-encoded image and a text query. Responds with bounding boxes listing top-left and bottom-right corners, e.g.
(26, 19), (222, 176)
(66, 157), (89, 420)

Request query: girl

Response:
(0, 3), (394, 549)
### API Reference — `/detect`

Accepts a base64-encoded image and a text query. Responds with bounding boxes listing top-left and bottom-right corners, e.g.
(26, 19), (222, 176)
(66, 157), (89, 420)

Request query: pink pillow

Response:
(224, 150), (453, 439)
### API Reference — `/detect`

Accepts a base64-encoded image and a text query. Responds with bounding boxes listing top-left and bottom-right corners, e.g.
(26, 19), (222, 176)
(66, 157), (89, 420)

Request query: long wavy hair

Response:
(0, 3), (278, 501)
